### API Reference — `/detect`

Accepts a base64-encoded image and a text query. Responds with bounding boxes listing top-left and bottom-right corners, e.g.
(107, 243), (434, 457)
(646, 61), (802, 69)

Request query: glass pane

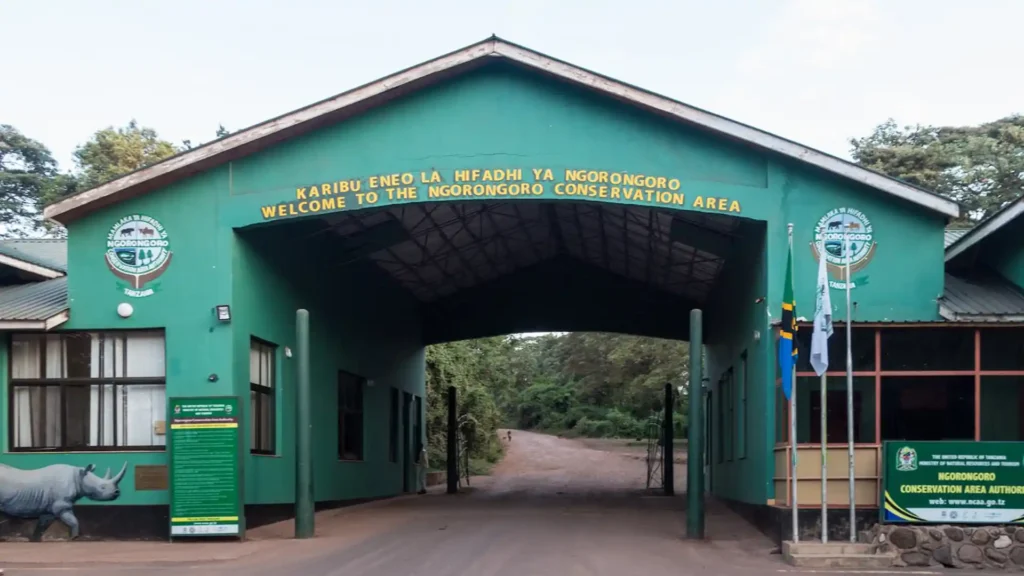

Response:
(981, 328), (1024, 371)
(249, 344), (261, 385)
(881, 377), (974, 441)
(118, 384), (166, 446)
(250, 390), (259, 448)
(259, 394), (274, 451)
(11, 336), (42, 379)
(46, 334), (65, 378)
(795, 327), (875, 372)
(881, 328), (974, 371)
(261, 349), (272, 389)
(12, 386), (61, 448)
(798, 376), (875, 443)
(980, 376), (1024, 441)
(125, 332), (165, 377)
(86, 384), (116, 447)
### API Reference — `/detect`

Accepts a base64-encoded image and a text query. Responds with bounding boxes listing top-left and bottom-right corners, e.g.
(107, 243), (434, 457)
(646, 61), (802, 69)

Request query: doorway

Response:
(402, 391), (412, 493)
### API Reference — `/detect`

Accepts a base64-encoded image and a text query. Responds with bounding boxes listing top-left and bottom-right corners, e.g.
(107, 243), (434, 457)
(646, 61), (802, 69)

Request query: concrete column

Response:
(686, 309), (705, 539)
(295, 309), (314, 538)
(663, 382), (675, 496)
(447, 386), (458, 494)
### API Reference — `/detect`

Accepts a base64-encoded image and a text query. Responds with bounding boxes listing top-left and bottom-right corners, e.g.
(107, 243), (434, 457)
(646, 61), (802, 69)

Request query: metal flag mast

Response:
(819, 237), (828, 543)
(787, 223), (798, 543)
(845, 229), (855, 541)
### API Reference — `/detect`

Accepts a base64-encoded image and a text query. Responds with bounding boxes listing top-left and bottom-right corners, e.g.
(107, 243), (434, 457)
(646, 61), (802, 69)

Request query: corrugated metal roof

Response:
(0, 277), (69, 321)
(940, 273), (1024, 322)
(0, 239), (67, 272)
(944, 228), (971, 248)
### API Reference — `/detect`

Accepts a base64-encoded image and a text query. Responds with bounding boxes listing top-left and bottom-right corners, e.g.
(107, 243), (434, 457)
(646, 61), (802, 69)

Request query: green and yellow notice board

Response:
(883, 441), (1024, 524)
(168, 397), (243, 538)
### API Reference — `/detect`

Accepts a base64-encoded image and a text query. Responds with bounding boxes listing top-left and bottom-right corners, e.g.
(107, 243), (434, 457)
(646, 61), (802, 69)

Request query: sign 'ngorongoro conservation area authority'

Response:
(169, 397), (242, 538)
(258, 167), (744, 221)
(883, 441), (1024, 524)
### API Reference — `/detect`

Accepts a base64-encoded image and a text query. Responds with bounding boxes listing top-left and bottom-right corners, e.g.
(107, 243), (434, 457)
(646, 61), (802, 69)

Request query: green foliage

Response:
(0, 125), (75, 236)
(425, 337), (508, 470)
(425, 332), (690, 459)
(851, 116), (1024, 223)
(73, 120), (178, 190)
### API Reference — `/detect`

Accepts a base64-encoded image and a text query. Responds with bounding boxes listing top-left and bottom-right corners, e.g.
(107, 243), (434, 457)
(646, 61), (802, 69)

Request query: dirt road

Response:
(8, 431), (823, 576)
(484, 429), (686, 496)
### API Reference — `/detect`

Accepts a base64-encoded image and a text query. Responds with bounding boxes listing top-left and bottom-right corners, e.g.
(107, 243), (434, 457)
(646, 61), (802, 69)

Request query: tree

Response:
(850, 116), (1024, 223)
(73, 120), (178, 190)
(0, 125), (75, 236)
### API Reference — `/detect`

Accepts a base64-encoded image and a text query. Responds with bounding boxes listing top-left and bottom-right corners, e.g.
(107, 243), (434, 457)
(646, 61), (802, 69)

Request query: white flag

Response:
(810, 239), (834, 376)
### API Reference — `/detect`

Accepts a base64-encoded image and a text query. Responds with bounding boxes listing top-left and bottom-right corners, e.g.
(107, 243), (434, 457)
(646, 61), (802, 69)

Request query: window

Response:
(737, 352), (747, 459)
(10, 331), (166, 451)
(249, 338), (276, 454)
(389, 388), (399, 463)
(338, 371), (364, 461)
(726, 368), (734, 461)
(716, 379), (725, 463)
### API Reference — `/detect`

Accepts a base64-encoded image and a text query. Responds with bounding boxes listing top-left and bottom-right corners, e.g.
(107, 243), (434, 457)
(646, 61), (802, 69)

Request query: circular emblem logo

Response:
(105, 215), (173, 298)
(812, 207), (877, 290)
(896, 446), (918, 472)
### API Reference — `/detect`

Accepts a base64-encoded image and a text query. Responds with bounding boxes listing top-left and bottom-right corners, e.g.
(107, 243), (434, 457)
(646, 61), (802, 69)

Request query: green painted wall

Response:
(233, 232), (424, 505)
(705, 221), (772, 504)
(980, 216), (1024, 289)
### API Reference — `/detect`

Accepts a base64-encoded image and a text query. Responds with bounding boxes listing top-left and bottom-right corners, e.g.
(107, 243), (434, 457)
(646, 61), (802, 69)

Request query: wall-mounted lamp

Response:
(117, 302), (134, 319)
(214, 305), (232, 322)
(284, 347), (293, 358)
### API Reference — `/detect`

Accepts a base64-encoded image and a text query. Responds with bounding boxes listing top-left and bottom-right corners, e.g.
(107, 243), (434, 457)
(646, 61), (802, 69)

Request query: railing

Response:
(772, 444), (881, 507)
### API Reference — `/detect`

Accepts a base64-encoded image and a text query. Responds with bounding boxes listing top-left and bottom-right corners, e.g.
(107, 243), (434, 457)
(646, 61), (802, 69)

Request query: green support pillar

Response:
(686, 308), (705, 539)
(295, 309), (314, 539)
(663, 382), (674, 496)
(447, 386), (458, 494)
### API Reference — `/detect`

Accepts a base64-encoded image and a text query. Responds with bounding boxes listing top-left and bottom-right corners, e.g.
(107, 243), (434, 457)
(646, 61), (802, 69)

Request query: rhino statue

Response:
(0, 462), (127, 541)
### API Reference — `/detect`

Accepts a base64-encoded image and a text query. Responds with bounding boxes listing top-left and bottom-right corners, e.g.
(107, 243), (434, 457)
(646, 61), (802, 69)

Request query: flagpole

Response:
(845, 229), (855, 542)
(821, 355), (828, 542)
(788, 223), (798, 543)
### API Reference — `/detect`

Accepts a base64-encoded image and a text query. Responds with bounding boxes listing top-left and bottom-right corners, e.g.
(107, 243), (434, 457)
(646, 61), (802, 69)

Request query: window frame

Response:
(249, 337), (277, 456)
(338, 370), (365, 461)
(8, 329), (167, 453)
(389, 387), (399, 463)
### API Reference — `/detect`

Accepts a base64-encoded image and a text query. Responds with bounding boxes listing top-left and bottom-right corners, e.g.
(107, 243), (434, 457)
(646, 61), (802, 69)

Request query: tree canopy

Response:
(851, 115), (1024, 223)
(73, 120), (178, 190)
(425, 332), (691, 470)
(0, 125), (75, 236)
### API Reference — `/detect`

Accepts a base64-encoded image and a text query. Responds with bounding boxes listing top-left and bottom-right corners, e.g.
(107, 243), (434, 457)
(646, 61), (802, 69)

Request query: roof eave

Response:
(0, 253), (65, 280)
(945, 201), (1024, 263)
(0, 309), (70, 331)
(43, 37), (960, 224)
(939, 303), (1024, 323)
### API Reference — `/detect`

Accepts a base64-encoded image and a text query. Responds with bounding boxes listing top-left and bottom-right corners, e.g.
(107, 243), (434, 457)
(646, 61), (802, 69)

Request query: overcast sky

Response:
(2, 0), (1021, 171)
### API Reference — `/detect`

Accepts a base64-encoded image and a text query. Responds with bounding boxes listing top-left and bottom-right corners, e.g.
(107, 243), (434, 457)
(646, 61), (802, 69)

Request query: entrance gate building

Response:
(2, 37), (1014, 542)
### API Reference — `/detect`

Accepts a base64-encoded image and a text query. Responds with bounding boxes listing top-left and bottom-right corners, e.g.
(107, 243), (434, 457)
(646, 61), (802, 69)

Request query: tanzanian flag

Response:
(779, 240), (798, 401)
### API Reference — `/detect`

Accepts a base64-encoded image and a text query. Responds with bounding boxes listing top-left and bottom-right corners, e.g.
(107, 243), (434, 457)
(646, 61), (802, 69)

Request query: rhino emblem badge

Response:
(0, 462), (128, 540)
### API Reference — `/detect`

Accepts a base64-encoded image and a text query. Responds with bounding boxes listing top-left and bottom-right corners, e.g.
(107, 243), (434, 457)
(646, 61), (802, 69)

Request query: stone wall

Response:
(867, 524), (1024, 569)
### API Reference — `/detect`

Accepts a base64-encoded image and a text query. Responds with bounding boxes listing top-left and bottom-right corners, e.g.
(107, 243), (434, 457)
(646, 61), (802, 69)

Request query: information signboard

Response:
(883, 441), (1024, 524)
(168, 396), (243, 538)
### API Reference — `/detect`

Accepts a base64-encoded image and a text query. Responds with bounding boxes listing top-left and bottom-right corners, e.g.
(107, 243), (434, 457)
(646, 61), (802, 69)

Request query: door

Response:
(705, 390), (712, 489)
(402, 392), (412, 492)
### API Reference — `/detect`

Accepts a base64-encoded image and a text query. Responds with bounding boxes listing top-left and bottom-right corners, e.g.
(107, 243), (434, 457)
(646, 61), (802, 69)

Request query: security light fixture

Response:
(214, 305), (231, 322)
(117, 302), (134, 318)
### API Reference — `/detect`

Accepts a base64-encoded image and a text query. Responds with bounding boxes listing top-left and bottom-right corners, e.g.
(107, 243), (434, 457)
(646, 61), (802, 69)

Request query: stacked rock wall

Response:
(868, 524), (1024, 569)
